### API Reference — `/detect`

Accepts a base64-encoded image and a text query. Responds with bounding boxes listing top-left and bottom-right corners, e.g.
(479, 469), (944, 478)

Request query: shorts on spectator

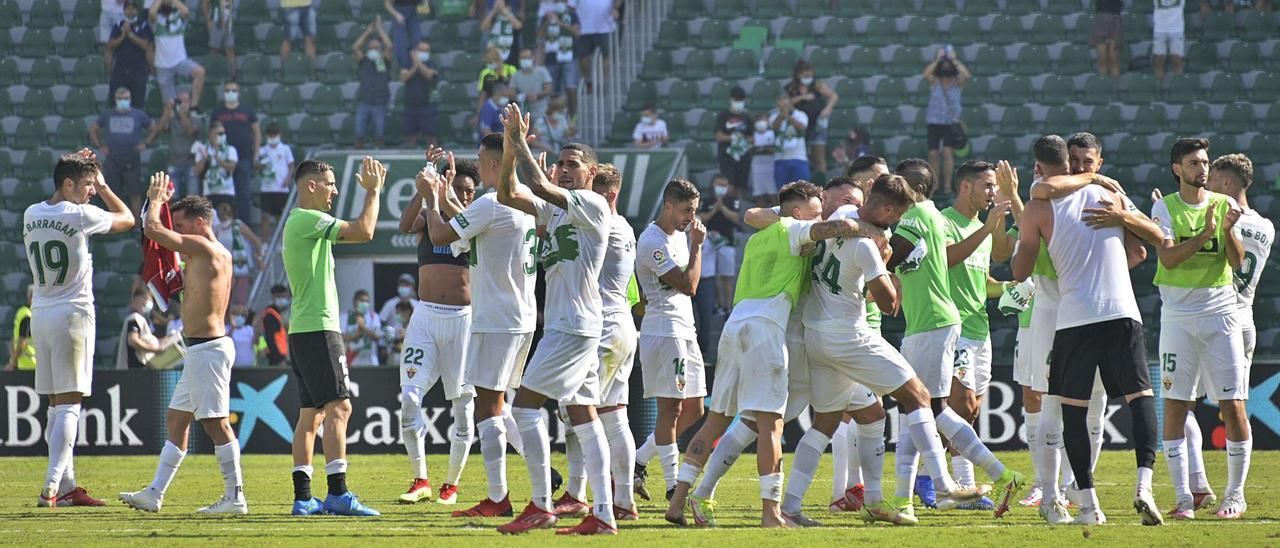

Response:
(927, 123), (963, 150)
(209, 26), (235, 49)
(403, 104), (439, 138)
(157, 59), (203, 103)
(575, 33), (610, 60)
(544, 58), (580, 94)
(260, 192), (290, 217)
(1090, 13), (1124, 46)
(1152, 30), (1185, 57)
(283, 6), (317, 41)
(773, 159), (811, 190)
(808, 124), (829, 146)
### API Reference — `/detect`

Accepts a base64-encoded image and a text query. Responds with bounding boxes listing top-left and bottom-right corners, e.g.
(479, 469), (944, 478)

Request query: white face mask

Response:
(416, 51), (430, 63)
(714, 185), (729, 198)
(224, 90), (239, 103)
(755, 120), (768, 132)
(267, 136), (281, 146)
(367, 49), (382, 61)
(116, 99), (131, 111)
(730, 100), (746, 112)
(398, 286), (413, 298)
(497, 96), (510, 107)
(231, 315), (246, 327)
(519, 58), (534, 70)
(642, 115), (655, 125)
(215, 134), (227, 147)
(799, 76), (814, 86)
(140, 300), (154, 315)
(555, 1), (567, 12)
(274, 298), (291, 309)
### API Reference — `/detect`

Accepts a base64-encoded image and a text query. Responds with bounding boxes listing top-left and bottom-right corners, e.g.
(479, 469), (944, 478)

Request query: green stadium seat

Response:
(848, 47), (879, 78)
(356, 0), (384, 18)
(638, 51), (672, 81)
(1043, 0), (1081, 15)
(1242, 14), (1273, 41)
(1080, 74), (1116, 103)
(60, 87), (98, 118)
(752, 0), (789, 18)
(997, 106), (1033, 136)
(868, 109), (901, 141)
(1251, 72), (1279, 102)
(970, 45), (1006, 76)
(764, 48), (801, 79)
(11, 119), (45, 149)
(989, 15), (1023, 45)
(26, 0), (63, 28)
(20, 28), (55, 57)
(737, 25), (769, 51)
(1038, 75), (1075, 106)
(1089, 104), (1124, 134)
(1056, 44), (1094, 76)
(885, 48), (920, 78)
(837, 0), (873, 17)
(808, 47), (841, 79)
(655, 20), (685, 50)
(695, 19), (730, 49)
(294, 115), (331, 147)
(707, 79), (737, 104)
(947, 16), (981, 44)
(1123, 11), (1152, 38)
(265, 86), (301, 117)
(201, 55), (231, 84)
(749, 80), (780, 110)
(795, 0), (828, 17)
(664, 113), (687, 141)
(1027, 15), (1067, 45)
(1012, 45), (1050, 76)
(723, 48), (758, 79)
(1131, 104), (1168, 135)
(1218, 102), (1254, 134)
(1183, 42), (1215, 73)
(239, 1), (273, 22)
(818, 18), (855, 48)
(1123, 72), (1159, 103)
(307, 84), (343, 115)
(679, 49), (715, 79)
(870, 78), (907, 108)
(1224, 42), (1259, 73)
(965, 104), (995, 137)
(711, 0), (747, 19)
(875, 0), (912, 17)
(862, 17), (895, 45)
(26, 58), (62, 87)
(280, 53), (312, 85)
(19, 88), (55, 120)
(59, 27), (99, 57)
(0, 0), (19, 27)
(0, 58), (17, 85)
(623, 81), (656, 111)
(901, 17), (936, 47)
(685, 141), (717, 171)
(995, 76), (1033, 106)
(1175, 103), (1211, 135)
(1113, 135), (1147, 167)
(318, 0), (353, 24)
(962, 0), (999, 15)
(1042, 105), (1078, 134)
(922, 0), (958, 12)
(237, 54), (272, 86)
(259, 25), (284, 54)
(667, 80), (701, 111)
(1163, 73), (1202, 103)
(671, 0), (706, 19)
(1196, 12), (1235, 40)
(186, 24), (209, 58)
(52, 119), (84, 151)
(983, 136), (1016, 163)
(780, 19), (811, 42)
(1206, 72), (1243, 103)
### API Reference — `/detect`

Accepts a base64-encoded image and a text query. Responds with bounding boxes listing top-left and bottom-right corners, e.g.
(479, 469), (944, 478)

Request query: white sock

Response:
(1225, 438), (1251, 496)
(477, 416), (509, 502)
(1087, 390), (1106, 474)
(846, 421), (863, 489)
(1024, 410), (1041, 487)
(782, 428), (830, 515)
(43, 404), (80, 498)
(148, 440), (187, 497)
(573, 420), (616, 527)
(58, 463), (77, 497)
(502, 406), (524, 456)
(894, 413), (919, 498)
(760, 472), (784, 503)
(1184, 413), (1210, 492)
(935, 407), (1004, 480)
(401, 389), (428, 480)
(214, 441), (244, 501)
(906, 408), (960, 494)
(831, 422), (850, 502)
(692, 419), (753, 500)
(857, 419), (886, 505)
(952, 456), (976, 488)
(636, 433), (656, 466)
(447, 395), (475, 486)
(564, 421), (588, 501)
(1082, 487), (1101, 509)
(1164, 438), (1191, 500)
(1136, 465), (1153, 496)
(1037, 396), (1064, 502)
(513, 407), (552, 511)
(677, 462), (701, 485)
(325, 458), (347, 475)
(657, 443), (680, 491)
(600, 408), (636, 510)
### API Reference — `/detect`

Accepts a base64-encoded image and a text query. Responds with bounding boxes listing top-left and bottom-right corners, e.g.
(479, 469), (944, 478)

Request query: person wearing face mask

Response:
(262, 284), (291, 366)
(149, 0), (207, 109)
(380, 273), (418, 330)
(353, 17), (393, 150)
(90, 87), (158, 218)
(228, 305), (257, 367)
(749, 113), (779, 201)
(385, 0), (426, 69)
(698, 174), (742, 317)
(538, 0), (580, 115)
(510, 48), (553, 117)
(201, 0), (238, 75)
(715, 86), (753, 193)
(482, 0), (524, 65)
(632, 105), (669, 150)
(923, 45), (971, 196)
(194, 122), (239, 212)
(477, 45), (518, 121)
(343, 289), (383, 366)
(106, 0), (154, 110)
(255, 123), (295, 241)
(118, 289), (169, 370)
(784, 60), (839, 175)
(213, 202), (265, 306)
(532, 97), (577, 154)
(211, 80), (261, 224)
(477, 81), (512, 140)
(400, 39), (441, 148)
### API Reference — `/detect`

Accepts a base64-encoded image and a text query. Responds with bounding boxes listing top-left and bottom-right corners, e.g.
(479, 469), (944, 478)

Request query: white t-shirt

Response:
(803, 209), (887, 335)
(533, 189), (609, 337)
(1233, 208), (1274, 309)
(769, 110), (809, 161)
(576, 0), (615, 34)
(23, 200), (114, 310)
(152, 11), (189, 69)
(257, 143), (295, 194)
(1048, 185), (1142, 329)
(731, 216), (816, 330)
(632, 119), (668, 146)
(636, 223), (696, 339)
(1150, 194), (1240, 319)
(600, 213), (637, 315)
(230, 324), (256, 367)
(1153, 0), (1185, 33)
(341, 309), (382, 366)
(753, 129), (776, 148)
(194, 141), (238, 196)
(450, 192), (538, 333)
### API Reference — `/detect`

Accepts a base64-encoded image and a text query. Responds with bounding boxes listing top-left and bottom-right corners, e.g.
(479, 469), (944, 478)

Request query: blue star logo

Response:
(1204, 372), (1280, 437)
(229, 375), (292, 449)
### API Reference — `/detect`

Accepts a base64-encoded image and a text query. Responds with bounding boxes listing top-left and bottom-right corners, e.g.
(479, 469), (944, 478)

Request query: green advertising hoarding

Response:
(318, 149), (683, 257)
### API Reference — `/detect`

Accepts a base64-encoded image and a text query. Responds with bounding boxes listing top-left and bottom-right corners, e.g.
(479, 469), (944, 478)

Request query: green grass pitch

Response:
(1, 450), (1277, 546)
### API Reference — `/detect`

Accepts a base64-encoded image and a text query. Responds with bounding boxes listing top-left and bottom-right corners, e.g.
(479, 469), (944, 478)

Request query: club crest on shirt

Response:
(653, 249), (666, 263)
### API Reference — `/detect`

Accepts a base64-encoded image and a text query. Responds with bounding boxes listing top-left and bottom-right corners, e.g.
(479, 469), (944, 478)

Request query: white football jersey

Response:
(804, 209), (888, 335)
(450, 192), (538, 333)
(534, 189), (609, 337)
(636, 223), (696, 339)
(22, 200), (114, 309)
(1233, 208), (1275, 309)
(600, 213), (637, 316)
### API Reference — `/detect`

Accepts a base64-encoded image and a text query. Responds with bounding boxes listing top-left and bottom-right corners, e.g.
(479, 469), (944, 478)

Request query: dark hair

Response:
(1170, 137), (1210, 167)
(271, 284), (288, 294)
(561, 143), (598, 166)
(479, 132), (505, 153)
(354, 289), (369, 300)
(53, 153), (100, 191)
(1066, 132), (1101, 154)
(934, 58), (958, 78)
(867, 173), (918, 209)
(779, 180), (822, 211)
(730, 86), (746, 100)
(294, 159), (334, 185)
(1211, 153), (1253, 189)
(823, 175), (860, 192)
(592, 163), (622, 193)
(895, 158), (935, 198)
(395, 300), (413, 312)
(662, 178), (700, 204)
(641, 103), (657, 113)
(450, 158), (480, 184)
(171, 195), (214, 221)
(1033, 135), (1069, 168)
(266, 122), (282, 135)
(791, 59), (814, 81)
(223, 79), (239, 90)
(846, 155), (886, 182)
(133, 288), (150, 300)
(954, 160), (996, 186)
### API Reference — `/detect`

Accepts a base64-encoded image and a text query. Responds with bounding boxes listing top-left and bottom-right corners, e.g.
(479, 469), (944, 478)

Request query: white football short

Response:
(1027, 302), (1058, 393)
(1160, 313), (1248, 402)
(806, 328), (914, 413)
(598, 310), (638, 407)
(710, 317), (789, 417)
(522, 329), (601, 406)
(953, 336), (993, 396)
(900, 324), (960, 398)
(169, 337), (234, 420)
(639, 334), (706, 399)
(33, 303), (95, 397)
(464, 331), (533, 393)
(783, 319), (810, 422)
(401, 302), (474, 401)
(1013, 326), (1033, 387)
(1241, 310), (1256, 363)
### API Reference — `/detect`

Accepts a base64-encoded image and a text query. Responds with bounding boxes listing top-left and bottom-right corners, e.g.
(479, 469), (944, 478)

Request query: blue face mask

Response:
(116, 99), (131, 111)
(356, 301), (370, 314)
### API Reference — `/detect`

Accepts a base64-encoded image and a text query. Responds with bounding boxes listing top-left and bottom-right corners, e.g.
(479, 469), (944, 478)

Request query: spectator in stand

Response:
(354, 18), (393, 149)
(1200, 0), (1270, 14)
(477, 45), (518, 113)
(389, 300), (413, 361)
(632, 104), (669, 149)
(531, 96), (575, 154)
(830, 126), (873, 175)
(118, 289), (166, 369)
(693, 229), (718, 358)
(538, 0), (580, 114)
(379, 273), (416, 330)
(783, 60), (839, 175)
(385, 0), (426, 70)
(210, 80), (261, 223)
(769, 95), (810, 190)
(156, 91), (204, 197)
(343, 289), (383, 366)
(400, 39), (441, 148)
(923, 45), (970, 195)
(256, 122), (295, 239)
(698, 174), (741, 314)
(202, 0), (237, 75)
(228, 304), (256, 367)
(150, 0), (206, 108)
(477, 81), (510, 140)
(5, 285), (35, 372)
(1153, 0), (1185, 79)
(90, 87), (156, 217)
(715, 86), (752, 192)
(100, 0), (126, 44)
(482, 0), (523, 64)
(1093, 0), (1124, 77)
(279, 0), (317, 63)
(749, 112), (778, 200)
(194, 121), (238, 210)
(106, 0), (154, 110)
(214, 201), (264, 306)
(575, 0), (620, 92)
(261, 284), (291, 366)
(511, 48), (553, 117)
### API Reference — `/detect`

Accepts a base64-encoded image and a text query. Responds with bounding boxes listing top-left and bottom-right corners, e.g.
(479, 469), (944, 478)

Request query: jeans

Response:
(355, 103), (388, 143)
(693, 275), (718, 360)
(167, 163), (196, 198)
(232, 160), (253, 225)
(544, 57), (580, 94)
(390, 5), (422, 71)
(773, 158), (811, 190)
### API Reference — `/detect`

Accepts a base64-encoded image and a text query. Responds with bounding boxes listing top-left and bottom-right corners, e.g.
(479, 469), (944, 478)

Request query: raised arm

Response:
(947, 201), (1010, 267)
(143, 172), (212, 255)
(80, 149), (134, 232)
(418, 165), (462, 246)
(501, 103), (569, 213)
(1030, 172), (1123, 201)
(1012, 200), (1049, 281)
(336, 157), (385, 242)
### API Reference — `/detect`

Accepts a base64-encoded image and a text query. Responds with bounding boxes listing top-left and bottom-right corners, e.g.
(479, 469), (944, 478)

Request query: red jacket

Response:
(141, 198), (183, 312)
